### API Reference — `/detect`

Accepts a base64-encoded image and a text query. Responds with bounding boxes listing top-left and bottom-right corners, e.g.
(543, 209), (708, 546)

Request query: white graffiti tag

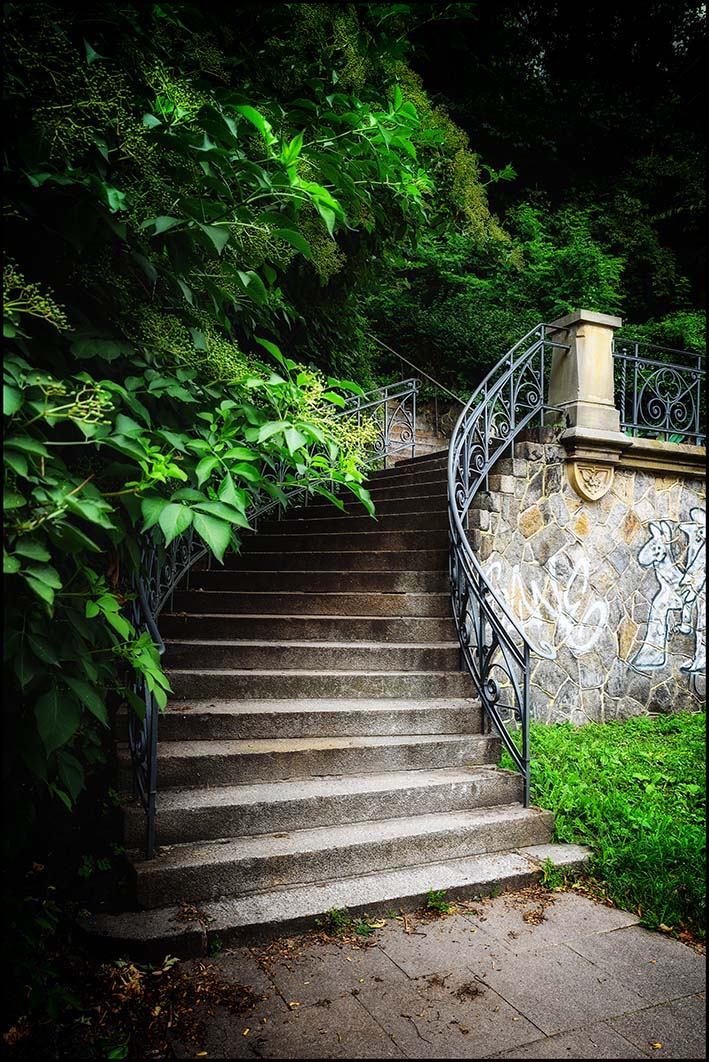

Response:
(487, 546), (609, 660)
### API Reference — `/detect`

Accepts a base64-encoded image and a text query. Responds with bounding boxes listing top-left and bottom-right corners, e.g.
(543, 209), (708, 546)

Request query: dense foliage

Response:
(2, 3), (507, 859)
(367, 0), (705, 383)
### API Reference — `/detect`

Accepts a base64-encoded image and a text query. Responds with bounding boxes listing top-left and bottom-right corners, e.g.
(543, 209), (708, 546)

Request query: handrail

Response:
(126, 377), (420, 857)
(447, 323), (568, 804)
(365, 332), (467, 406)
(612, 336), (705, 445)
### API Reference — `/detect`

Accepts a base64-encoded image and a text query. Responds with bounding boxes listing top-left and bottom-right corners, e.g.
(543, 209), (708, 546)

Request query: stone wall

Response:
(470, 429), (706, 723)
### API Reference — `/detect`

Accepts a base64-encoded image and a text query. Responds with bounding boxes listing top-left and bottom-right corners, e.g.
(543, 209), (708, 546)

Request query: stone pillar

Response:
(546, 309), (622, 432)
(546, 309), (629, 501)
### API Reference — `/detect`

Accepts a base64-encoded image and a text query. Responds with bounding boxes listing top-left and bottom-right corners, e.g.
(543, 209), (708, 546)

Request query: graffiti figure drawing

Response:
(678, 507), (706, 672)
(631, 508), (706, 671)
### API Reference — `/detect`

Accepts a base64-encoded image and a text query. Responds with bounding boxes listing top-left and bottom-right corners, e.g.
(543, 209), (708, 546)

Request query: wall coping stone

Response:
(559, 425), (705, 478)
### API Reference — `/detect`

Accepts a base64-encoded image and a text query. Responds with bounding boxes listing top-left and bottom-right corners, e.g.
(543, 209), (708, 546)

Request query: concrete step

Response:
(394, 447), (450, 467)
(78, 843), (591, 959)
(243, 529), (448, 553)
(118, 732), (499, 789)
(365, 478), (448, 501)
(152, 697), (482, 741)
(364, 467), (447, 490)
(170, 590), (451, 617)
(122, 764), (518, 846)
(283, 493), (448, 520)
(162, 639), (460, 672)
(368, 453), (448, 480)
(272, 511), (447, 533)
(179, 569), (449, 594)
(221, 549), (448, 572)
(129, 804), (554, 908)
(159, 613), (455, 641)
(166, 668), (474, 700)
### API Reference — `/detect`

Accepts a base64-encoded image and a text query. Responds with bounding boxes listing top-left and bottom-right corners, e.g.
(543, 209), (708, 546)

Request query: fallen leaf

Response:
(650, 1043), (663, 1050)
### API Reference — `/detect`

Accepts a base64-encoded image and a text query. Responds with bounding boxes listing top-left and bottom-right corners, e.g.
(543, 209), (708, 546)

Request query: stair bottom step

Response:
(77, 843), (591, 960)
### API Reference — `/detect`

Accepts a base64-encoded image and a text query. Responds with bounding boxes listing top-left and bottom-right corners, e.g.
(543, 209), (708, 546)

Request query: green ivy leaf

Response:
(35, 688), (81, 756)
(14, 539), (51, 563)
(193, 500), (251, 527)
(196, 455), (221, 486)
(192, 511), (232, 563)
(56, 750), (85, 802)
(23, 563), (62, 589)
(4, 435), (48, 456)
(3, 384), (22, 415)
(273, 228), (313, 259)
(229, 462), (261, 482)
(4, 552), (21, 574)
(257, 420), (289, 442)
(197, 222), (230, 255)
(284, 426), (308, 455)
(65, 677), (109, 726)
(27, 635), (60, 666)
(158, 503), (193, 546)
(142, 215), (182, 234)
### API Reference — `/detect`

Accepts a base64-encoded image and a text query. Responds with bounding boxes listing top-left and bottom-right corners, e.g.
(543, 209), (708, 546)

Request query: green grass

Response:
(502, 711), (706, 940)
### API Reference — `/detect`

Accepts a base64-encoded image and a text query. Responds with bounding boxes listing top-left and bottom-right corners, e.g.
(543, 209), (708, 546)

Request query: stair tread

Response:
(161, 697), (478, 714)
(166, 668), (466, 676)
(146, 733), (483, 755)
(163, 612), (451, 620)
(131, 804), (547, 867)
(164, 639), (458, 648)
(139, 766), (510, 810)
(171, 591), (448, 599)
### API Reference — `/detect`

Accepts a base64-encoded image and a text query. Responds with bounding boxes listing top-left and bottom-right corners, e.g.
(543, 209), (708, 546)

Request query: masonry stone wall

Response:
(470, 430), (706, 723)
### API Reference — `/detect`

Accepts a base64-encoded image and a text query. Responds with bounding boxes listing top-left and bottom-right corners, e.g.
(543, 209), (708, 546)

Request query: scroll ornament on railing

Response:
(613, 338), (705, 446)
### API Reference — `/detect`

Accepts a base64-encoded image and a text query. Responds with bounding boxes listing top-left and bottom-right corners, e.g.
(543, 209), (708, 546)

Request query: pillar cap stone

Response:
(548, 309), (623, 331)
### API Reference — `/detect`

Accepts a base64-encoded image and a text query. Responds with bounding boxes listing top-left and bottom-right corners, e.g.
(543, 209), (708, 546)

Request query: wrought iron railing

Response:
(447, 324), (569, 804)
(613, 337), (705, 446)
(126, 377), (419, 857)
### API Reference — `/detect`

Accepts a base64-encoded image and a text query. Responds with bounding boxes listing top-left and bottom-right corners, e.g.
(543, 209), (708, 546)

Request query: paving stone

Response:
(176, 990), (405, 1059)
(471, 942), (646, 1036)
(567, 925), (707, 1003)
(463, 890), (640, 953)
(355, 976), (526, 1059)
(608, 992), (706, 1060)
(487, 1020), (649, 1058)
(170, 961), (288, 1059)
(260, 939), (408, 1006)
(409, 966), (543, 1056)
(242, 992), (405, 1059)
(200, 947), (282, 1001)
(375, 911), (509, 978)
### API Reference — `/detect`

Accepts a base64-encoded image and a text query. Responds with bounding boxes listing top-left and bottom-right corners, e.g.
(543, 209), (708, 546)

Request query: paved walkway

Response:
(170, 886), (705, 1059)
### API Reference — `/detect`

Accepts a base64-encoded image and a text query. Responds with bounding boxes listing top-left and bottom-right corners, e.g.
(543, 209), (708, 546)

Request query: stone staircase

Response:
(81, 450), (586, 958)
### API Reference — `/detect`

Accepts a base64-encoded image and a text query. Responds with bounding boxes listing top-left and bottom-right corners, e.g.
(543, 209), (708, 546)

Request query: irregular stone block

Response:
(519, 504), (545, 539)
(535, 527), (568, 567)
(622, 509), (642, 543)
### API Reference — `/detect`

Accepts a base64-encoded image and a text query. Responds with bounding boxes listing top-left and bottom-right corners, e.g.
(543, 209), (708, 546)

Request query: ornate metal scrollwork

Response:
(613, 339), (705, 445)
(447, 324), (568, 805)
